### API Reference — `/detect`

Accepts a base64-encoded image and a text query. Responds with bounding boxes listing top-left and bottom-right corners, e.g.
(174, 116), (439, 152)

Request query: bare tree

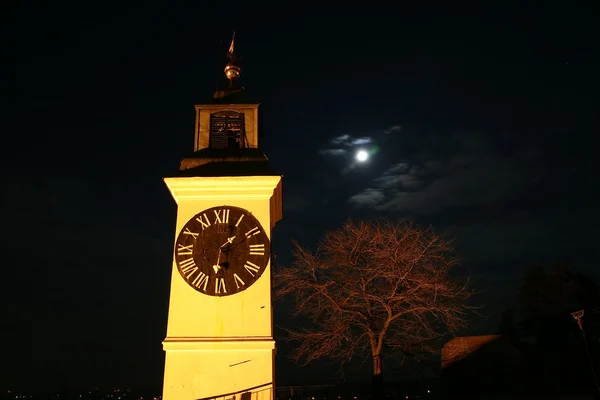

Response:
(274, 219), (474, 382)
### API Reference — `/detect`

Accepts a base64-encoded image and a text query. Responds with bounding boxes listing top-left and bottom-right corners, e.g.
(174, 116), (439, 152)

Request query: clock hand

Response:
(220, 236), (239, 259)
(227, 235), (248, 250)
(213, 248), (222, 273)
(220, 236), (236, 248)
(214, 236), (235, 272)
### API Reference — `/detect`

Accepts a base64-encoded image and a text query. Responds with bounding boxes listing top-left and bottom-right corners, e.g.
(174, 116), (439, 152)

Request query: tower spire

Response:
(224, 31), (240, 88)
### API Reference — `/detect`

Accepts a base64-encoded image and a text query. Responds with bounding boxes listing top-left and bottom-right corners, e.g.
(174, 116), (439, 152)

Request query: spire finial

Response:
(228, 31), (236, 57)
(224, 31), (240, 87)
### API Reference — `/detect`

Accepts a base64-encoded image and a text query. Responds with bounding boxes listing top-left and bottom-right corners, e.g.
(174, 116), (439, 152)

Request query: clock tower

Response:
(162, 35), (282, 400)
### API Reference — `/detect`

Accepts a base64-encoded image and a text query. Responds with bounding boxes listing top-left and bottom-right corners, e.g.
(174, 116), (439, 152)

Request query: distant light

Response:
(356, 149), (369, 162)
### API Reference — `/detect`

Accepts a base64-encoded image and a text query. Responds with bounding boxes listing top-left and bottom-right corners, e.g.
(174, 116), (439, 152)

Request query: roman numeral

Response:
(235, 214), (245, 227)
(196, 213), (211, 229)
(192, 271), (209, 291)
(177, 243), (193, 255)
(214, 209), (230, 224)
(245, 227), (260, 238)
(233, 273), (245, 289)
(183, 227), (198, 239)
(249, 244), (265, 256)
(215, 278), (227, 294)
(244, 261), (260, 277)
(179, 258), (197, 276)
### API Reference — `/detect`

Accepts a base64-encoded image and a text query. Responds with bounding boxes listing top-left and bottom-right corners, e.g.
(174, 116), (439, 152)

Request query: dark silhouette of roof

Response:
(441, 334), (598, 396)
(167, 147), (276, 177)
(207, 87), (260, 105)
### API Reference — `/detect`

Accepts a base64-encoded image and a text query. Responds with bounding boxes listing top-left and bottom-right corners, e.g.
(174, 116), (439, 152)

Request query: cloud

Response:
(345, 188), (386, 207)
(373, 163), (425, 190)
(330, 134), (373, 146)
(331, 134), (350, 145)
(319, 148), (347, 156)
(383, 125), (402, 134)
(319, 125), (399, 157)
(348, 132), (544, 215)
(351, 137), (372, 145)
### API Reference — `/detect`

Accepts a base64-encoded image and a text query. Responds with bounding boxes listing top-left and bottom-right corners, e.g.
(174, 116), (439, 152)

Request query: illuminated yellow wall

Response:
(162, 176), (282, 400)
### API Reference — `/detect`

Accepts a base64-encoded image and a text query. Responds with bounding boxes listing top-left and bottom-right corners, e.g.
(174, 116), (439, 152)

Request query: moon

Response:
(355, 149), (369, 162)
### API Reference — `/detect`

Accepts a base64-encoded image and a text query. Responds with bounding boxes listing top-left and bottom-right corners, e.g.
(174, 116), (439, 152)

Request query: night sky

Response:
(3, 2), (600, 393)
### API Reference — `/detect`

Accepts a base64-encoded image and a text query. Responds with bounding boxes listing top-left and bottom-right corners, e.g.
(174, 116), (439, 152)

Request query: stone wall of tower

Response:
(162, 176), (282, 400)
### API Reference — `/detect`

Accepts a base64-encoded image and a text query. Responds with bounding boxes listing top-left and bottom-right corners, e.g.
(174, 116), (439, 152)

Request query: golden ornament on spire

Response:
(228, 31), (235, 56)
(224, 31), (240, 87)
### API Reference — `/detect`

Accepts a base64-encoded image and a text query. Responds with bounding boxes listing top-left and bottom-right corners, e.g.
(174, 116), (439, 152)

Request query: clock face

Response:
(174, 205), (270, 296)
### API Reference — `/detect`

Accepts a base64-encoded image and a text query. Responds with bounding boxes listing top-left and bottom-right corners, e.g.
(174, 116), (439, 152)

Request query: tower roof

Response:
(173, 33), (274, 178)
(172, 147), (274, 177)
(210, 87), (250, 104)
(206, 32), (258, 104)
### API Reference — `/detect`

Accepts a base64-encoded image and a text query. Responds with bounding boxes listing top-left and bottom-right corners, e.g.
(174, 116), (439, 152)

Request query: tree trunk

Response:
(372, 353), (384, 400)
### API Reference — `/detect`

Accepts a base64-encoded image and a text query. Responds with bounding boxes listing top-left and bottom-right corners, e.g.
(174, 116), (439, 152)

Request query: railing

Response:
(275, 385), (335, 399)
(195, 382), (272, 400)
(193, 384), (336, 400)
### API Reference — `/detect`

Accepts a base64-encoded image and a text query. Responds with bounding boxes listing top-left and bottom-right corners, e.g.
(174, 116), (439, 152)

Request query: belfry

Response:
(162, 33), (282, 400)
